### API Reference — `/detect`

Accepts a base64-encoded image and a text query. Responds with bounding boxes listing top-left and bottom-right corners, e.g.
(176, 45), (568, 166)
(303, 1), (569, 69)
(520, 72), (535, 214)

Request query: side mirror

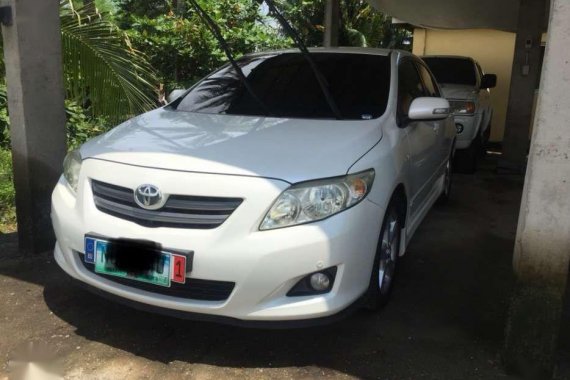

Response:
(408, 97), (450, 121)
(167, 89), (187, 103)
(480, 74), (497, 89)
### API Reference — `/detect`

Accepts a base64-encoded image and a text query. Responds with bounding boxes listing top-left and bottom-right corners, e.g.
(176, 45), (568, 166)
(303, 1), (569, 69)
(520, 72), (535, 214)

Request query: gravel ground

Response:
(1, 157), (568, 380)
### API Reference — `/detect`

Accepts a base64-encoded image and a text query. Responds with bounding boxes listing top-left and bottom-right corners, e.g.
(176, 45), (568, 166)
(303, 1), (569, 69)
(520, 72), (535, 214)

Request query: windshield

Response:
(422, 57), (477, 86)
(175, 53), (391, 120)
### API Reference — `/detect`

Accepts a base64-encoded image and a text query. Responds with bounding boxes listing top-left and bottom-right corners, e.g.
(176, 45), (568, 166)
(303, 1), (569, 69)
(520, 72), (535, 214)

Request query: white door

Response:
(397, 59), (439, 217)
(416, 61), (449, 169)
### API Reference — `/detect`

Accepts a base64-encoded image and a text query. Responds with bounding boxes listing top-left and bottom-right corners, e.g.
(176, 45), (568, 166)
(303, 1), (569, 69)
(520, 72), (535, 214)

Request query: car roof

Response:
(245, 47), (404, 58)
(422, 55), (476, 62)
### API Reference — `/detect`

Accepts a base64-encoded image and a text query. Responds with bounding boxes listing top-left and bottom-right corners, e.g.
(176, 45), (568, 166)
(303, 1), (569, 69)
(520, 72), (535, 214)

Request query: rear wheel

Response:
(365, 204), (401, 310)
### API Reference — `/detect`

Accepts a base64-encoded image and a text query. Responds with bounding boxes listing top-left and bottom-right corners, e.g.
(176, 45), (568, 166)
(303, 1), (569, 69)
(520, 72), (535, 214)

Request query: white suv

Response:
(52, 48), (455, 326)
(423, 56), (496, 172)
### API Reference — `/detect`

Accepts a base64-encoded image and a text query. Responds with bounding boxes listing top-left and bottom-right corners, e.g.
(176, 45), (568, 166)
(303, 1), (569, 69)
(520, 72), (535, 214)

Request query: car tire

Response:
(436, 157), (452, 205)
(364, 203), (401, 311)
(481, 125), (491, 155)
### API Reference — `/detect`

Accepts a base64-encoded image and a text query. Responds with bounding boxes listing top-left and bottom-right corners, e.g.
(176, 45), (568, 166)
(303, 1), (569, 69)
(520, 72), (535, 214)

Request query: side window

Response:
(416, 63), (440, 97)
(397, 60), (426, 121)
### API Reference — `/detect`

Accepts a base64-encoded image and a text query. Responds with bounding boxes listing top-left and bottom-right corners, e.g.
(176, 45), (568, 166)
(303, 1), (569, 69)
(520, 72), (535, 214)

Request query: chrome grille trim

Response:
(91, 180), (243, 229)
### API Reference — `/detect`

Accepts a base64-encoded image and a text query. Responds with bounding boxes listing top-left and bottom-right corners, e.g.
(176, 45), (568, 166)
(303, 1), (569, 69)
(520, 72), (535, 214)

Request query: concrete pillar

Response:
(499, 0), (547, 173)
(1, 0), (67, 254)
(323, 0), (340, 47)
(503, 0), (570, 377)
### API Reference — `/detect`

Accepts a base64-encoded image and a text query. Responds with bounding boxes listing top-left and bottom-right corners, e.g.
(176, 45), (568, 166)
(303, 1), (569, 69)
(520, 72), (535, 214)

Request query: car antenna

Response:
(262, 0), (343, 120)
(187, 0), (273, 117)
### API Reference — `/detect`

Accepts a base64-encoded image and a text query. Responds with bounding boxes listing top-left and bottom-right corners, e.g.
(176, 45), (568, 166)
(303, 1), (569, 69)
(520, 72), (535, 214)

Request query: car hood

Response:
(439, 83), (479, 100)
(80, 108), (383, 184)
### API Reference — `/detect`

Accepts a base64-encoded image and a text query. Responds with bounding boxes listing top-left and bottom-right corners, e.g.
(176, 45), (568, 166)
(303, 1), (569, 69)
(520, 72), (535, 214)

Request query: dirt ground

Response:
(1, 157), (569, 379)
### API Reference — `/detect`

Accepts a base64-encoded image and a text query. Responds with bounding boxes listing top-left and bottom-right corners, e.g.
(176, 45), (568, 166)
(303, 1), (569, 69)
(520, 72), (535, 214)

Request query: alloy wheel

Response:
(378, 212), (400, 295)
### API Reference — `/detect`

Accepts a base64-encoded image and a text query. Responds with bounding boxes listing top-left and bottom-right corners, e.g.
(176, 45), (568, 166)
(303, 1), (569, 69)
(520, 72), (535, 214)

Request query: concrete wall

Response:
(413, 28), (516, 142)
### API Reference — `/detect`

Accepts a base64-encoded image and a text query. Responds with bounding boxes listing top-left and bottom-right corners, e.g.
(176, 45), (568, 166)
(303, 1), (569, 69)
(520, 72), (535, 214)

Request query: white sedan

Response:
(51, 48), (456, 326)
(423, 55), (496, 172)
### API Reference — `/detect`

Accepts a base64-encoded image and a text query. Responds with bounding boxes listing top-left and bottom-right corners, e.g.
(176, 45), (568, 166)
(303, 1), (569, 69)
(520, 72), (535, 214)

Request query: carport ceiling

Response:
(368, 0), (523, 32)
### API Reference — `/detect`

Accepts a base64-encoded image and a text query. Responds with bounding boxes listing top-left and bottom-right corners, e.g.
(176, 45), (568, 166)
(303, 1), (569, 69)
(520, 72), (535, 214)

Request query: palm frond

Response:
(60, 0), (158, 123)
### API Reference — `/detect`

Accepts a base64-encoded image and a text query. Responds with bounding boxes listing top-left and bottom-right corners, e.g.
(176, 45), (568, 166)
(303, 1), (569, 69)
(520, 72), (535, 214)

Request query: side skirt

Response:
(404, 171), (446, 247)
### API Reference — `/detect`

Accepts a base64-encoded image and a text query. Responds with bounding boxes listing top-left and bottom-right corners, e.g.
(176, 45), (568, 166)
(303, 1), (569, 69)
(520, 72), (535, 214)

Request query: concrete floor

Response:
(1, 157), (568, 379)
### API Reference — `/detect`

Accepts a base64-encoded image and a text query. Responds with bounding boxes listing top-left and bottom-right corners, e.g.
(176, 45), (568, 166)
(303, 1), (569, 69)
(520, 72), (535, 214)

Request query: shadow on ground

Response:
(0, 156), (526, 379)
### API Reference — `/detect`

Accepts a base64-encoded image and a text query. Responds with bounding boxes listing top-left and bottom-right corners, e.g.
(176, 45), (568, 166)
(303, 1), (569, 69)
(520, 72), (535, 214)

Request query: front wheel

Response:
(364, 205), (401, 310)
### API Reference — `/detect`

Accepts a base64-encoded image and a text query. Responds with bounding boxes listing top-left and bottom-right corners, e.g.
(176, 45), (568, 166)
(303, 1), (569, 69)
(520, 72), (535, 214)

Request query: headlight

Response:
(449, 100), (476, 115)
(63, 150), (83, 192)
(260, 169), (375, 230)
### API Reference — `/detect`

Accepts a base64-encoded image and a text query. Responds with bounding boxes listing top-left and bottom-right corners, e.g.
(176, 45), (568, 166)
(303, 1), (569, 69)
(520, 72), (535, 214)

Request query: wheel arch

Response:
(390, 183), (408, 229)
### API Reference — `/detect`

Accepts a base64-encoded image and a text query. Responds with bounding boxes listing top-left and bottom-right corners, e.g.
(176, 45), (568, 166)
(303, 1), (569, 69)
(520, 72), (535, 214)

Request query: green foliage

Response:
(113, 0), (170, 18)
(273, 0), (326, 47)
(94, 0), (118, 14)
(0, 83), (9, 150)
(72, 0), (118, 14)
(61, 0), (159, 124)
(277, 0), (412, 49)
(275, 0), (326, 47)
(340, 1), (412, 49)
(0, 149), (15, 232)
(115, 0), (290, 91)
(65, 100), (109, 149)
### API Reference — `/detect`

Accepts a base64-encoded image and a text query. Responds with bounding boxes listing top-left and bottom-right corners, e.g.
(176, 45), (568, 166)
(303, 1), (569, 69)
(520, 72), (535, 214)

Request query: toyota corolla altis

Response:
(52, 48), (456, 326)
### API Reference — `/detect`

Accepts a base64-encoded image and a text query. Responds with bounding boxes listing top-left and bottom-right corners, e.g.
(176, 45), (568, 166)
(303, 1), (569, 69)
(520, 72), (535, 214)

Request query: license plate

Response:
(84, 236), (188, 287)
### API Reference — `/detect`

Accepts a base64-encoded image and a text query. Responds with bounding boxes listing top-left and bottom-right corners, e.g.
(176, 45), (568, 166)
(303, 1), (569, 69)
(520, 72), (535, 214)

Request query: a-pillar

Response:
(1, 0), (67, 254)
(503, 0), (570, 377)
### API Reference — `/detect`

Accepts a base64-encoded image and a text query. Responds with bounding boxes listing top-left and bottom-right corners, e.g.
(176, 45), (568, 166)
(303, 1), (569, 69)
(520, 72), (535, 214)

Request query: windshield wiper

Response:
(262, 0), (343, 120)
(187, 0), (273, 116)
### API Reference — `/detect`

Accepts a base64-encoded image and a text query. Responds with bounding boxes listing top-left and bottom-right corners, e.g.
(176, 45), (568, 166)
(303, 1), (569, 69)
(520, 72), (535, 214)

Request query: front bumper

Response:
(454, 113), (483, 150)
(52, 159), (383, 322)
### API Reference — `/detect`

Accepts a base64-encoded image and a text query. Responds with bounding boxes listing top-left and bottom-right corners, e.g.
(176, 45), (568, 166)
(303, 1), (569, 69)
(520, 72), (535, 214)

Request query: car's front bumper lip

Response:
(64, 273), (365, 329)
(52, 172), (383, 322)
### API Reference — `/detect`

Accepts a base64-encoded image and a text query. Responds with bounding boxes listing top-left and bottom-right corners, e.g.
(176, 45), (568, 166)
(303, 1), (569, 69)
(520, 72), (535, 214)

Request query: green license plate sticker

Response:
(94, 240), (171, 287)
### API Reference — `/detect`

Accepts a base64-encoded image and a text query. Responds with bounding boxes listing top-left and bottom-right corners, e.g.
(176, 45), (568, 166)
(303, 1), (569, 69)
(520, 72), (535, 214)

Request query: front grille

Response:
(77, 252), (235, 301)
(91, 180), (243, 229)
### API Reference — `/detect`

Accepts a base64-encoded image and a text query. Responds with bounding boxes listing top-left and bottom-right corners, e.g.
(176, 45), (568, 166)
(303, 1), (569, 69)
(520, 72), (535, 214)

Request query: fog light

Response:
(456, 123), (464, 134)
(310, 273), (331, 291)
(287, 267), (337, 297)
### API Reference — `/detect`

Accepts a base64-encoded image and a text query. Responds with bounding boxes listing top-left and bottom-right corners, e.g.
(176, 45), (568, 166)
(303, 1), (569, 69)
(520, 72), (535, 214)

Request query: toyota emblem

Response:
(134, 184), (167, 210)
